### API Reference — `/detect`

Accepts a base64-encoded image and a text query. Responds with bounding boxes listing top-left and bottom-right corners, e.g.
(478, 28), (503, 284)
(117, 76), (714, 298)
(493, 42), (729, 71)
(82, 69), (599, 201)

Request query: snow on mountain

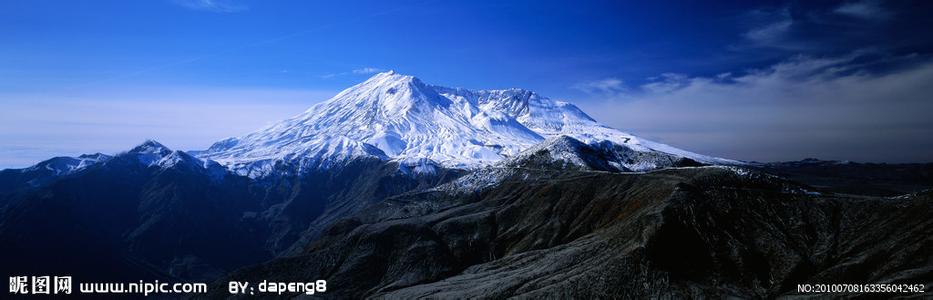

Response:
(505, 135), (609, 170)
(127, 140), (173, 166)
(121, 140), (228, 179)
(20, 153), (112, 176)
(200, 71), (738, 177)
(506, 135), (708, 172)
(431, 135), (709, 195)
(3, 153), (113, 189)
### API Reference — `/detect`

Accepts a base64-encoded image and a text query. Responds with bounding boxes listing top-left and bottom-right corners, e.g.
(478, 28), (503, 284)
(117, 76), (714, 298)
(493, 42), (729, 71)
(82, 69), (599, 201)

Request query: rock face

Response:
(256, 157), (464, 256)
(216, 166), (933, 298)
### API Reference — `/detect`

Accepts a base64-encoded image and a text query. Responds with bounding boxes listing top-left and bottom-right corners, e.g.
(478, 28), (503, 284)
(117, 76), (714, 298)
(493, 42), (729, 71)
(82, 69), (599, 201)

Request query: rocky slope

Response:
(0, 140), (462, 281)
(216, 165), (932, 298)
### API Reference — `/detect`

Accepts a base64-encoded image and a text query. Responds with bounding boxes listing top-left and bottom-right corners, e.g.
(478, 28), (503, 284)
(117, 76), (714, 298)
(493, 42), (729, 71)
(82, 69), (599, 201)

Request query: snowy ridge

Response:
(21, 153), (112, 176)
(511, 135), (595, 169)
(200, 71), (739, 177)
(432, 135), (709, 195)
(128, 140), (173, 166)
(114, 140), (227, 178)
(7, 140), (231, 185)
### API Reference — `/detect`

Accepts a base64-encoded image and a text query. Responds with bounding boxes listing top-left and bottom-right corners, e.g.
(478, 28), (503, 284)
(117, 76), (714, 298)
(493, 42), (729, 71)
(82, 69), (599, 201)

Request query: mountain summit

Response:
(200, 71), (735, 177)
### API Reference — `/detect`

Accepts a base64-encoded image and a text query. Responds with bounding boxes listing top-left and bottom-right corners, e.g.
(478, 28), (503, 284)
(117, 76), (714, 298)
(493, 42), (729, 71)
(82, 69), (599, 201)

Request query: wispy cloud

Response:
(733, 2), (898, 54)
(742, 8), (793, 48)
(321, 67), (386, 79)
(834, 0), (892, 20)
(352, 67), (384, 75)
(173, 0), (247, 13)
(575, 53), (933, 163)
(572, 78), (626, 95)
(641, 73), (689, 94)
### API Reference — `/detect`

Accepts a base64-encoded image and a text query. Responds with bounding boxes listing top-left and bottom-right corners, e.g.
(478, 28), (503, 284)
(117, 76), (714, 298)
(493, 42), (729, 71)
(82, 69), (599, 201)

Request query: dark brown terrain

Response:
(215, 165), (933, 298)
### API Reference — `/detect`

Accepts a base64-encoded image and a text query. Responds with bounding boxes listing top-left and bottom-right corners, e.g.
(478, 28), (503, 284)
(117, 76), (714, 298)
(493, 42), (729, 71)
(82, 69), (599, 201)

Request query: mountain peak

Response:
(200, 73), (737, 177)
(375, 69), (396, 76)
(23, 153), (112, 176)
(327, 70), (448, 118)
(130, 140), (171, 154)
(363, 70), (419, 86)
(126, 140), (173, 166)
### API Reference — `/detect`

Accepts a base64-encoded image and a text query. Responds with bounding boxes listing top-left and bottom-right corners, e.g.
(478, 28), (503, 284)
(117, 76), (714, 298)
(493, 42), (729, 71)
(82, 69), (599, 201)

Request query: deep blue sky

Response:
(2, 0), (764, 93)
(2, 0), (933, 167)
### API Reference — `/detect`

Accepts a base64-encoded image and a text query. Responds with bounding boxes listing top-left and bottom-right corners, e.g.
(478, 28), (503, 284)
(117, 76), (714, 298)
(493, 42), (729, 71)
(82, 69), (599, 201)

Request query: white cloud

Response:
(173, 0), (247, 13)
(572, 78), (626, 95)
(321, 67), (386, 79)
(742, 8), (793, 47)
(352, 67), (384, 75)
(576, 54), (933, 163)
(834, 0), (891, 20)
(642, 73), (689, 94)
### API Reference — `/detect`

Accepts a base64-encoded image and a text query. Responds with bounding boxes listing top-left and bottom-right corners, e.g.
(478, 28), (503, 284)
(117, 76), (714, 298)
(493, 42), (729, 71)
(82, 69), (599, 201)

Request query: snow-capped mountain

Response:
(21, 153), (112, 176)
(430, 135), (708, 195)
(0, 140), (231, 194)
(503, 135), (705, 172)
(200, 71), (737, 177)
(0, 153), (111, 191)
(122, 140), (229, 179)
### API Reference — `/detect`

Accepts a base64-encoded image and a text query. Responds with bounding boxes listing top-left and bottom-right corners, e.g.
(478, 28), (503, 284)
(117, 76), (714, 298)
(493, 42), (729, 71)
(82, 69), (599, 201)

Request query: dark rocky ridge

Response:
(0, 153), (111, 196)
(215, 166), (932, 298)
(3, 140), (932, 298)
(258, 158), (464, 256)
(0, 144), (462, 281)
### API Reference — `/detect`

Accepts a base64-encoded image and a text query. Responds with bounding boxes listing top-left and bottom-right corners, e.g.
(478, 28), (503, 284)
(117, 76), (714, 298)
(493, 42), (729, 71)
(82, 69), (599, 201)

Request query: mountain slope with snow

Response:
(0, 153), (112, 193)
(200, 71), (737, 177)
